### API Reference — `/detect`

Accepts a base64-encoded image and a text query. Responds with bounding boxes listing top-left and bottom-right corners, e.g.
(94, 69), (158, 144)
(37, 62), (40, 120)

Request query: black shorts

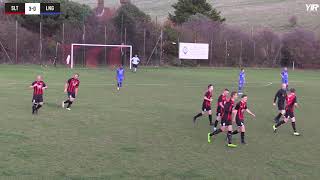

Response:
(202, 104), (211, 112)
(68, 92), (76, 99)
(32, 95), (43, 103)
(236, 118), (245, 127)
(132, 64), (138, 68)
(221, 118), (232, 126)
(284, 111), (294, 118)
(278, 103), (285, 111)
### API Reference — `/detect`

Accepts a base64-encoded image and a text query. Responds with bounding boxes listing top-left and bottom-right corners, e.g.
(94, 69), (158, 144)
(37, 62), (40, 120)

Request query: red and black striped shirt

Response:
(286, 93), (297, 112)
(31, 81), (46, 95)
(223, 99), (235, 121)
(217, 94), (227, 110)
(203, 90), (212, 107)
(67, 78), (80, 93)
(235, 101), (248, 120)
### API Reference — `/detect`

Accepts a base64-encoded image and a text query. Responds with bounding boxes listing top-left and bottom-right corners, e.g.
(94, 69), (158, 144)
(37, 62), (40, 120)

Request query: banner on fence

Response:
(179, 42), (209, 60)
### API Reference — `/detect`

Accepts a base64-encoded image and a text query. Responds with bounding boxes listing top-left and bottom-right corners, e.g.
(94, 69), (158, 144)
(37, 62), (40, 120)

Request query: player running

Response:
(281, 67), (289, 90)
(232, 95), (256, 144)
(62, 73), (80, 111)
(213, 89), (229, 131)
(208, 91), (238, 148)
(131, 54), (140, 73)
(273, 83), (287, 123)
(116, 65), (125, 91)
(238, 68), (246, 95)
(273, 88), (300, 136)
(30, 75), (47, 115)
(193, 84), (214, 126)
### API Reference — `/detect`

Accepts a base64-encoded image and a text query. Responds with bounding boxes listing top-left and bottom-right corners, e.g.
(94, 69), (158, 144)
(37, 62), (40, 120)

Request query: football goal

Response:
(69, 43), (133, 69)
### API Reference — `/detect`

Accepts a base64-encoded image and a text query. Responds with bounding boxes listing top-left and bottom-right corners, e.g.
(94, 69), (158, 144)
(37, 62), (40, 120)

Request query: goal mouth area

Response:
(70, 43), (133, 69)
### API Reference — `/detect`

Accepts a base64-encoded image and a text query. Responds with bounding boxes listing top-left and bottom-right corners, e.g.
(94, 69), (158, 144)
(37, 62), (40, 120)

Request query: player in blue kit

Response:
(238, 68), (246, 95)
(116, 65), (125, 91)
(281, 67), (289, 90)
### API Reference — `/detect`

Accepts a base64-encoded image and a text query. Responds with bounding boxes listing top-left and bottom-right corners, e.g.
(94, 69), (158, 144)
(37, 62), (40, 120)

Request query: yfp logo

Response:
(306, 4), (319, 12)
(183, 46), (189, 55)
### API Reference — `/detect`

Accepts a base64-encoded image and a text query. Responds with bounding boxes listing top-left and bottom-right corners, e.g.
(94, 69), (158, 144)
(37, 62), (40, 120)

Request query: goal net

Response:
(69, 43), (133, 69)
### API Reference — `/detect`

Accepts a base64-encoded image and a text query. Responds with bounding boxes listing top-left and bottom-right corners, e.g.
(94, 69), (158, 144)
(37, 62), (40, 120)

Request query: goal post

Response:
(70, 43), (133, 69)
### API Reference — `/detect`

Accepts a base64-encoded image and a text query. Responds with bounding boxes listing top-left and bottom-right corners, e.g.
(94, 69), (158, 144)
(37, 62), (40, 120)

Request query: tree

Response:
(169, 0), (225, 25)
(9, 0), (92, 35)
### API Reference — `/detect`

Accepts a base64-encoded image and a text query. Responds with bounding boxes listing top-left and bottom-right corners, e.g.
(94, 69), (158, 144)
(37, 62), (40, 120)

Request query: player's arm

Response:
(273, 90), (279, 105)
(203, 96), (212, 102)
(294, 97), (298, 108)
(42, 83), (48, 90)
(246, 109), (256, 117)
(29, 82), (35, 89)
(64, 82), (68, 93)
(75, 88), (79, 96)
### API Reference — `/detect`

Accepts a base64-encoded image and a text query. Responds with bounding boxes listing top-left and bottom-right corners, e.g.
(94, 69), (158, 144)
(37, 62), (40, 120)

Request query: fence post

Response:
(15, 20), (18, 64)
(39, 21), (42, 65)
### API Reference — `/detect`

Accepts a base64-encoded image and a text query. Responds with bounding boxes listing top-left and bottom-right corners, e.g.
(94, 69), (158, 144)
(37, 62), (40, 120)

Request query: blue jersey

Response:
(239, 72), (245, 84)
(117, 68), (125, 80)
(281, 70), (288, 83)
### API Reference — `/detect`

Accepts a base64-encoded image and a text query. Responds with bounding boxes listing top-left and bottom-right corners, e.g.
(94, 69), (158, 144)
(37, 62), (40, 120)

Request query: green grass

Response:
(75, 0), (320, 32)
(0, 65), (319, 179)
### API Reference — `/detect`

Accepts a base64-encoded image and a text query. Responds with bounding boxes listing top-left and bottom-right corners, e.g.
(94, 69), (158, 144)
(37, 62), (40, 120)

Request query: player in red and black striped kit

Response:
(62, 73), (80, 111)
(273, 88), (300, 136)
(208, 91), (238, 148)
(30, 75), (47, 115)
(213, 89), (229, 131)
(232, 95), (256, 144)
(193, 84), (214, 126)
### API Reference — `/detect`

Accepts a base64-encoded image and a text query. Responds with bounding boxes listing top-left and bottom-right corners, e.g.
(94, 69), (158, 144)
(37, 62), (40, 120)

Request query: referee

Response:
(131, 54), (140, 73)
(273, 83), (287, 123)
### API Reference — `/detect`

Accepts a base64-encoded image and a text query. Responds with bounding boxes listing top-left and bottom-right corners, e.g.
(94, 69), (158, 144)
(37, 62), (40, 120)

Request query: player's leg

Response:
(208, 110), (213, 126)
(273, 112), (289, 132)
(66, 94), (75, 110)
(274, 108), (285, 123)
(32, 99), (37, 114)
(227, 124), (237, 147)
(240, 125), (246, 144)
(194, 104), (206, 123)
(290, 115), (300, 136)
(238, 82), (244, 95)
(63, 93), (71, 108)
(117, 79), (122, 90)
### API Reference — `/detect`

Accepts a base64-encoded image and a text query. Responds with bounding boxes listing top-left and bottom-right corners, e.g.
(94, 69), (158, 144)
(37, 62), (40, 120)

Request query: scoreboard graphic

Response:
(5, 3), (61, 15)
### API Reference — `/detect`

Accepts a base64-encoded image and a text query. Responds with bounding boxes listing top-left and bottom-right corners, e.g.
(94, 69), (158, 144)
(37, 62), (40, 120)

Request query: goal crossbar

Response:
(70, 43), (133, 69)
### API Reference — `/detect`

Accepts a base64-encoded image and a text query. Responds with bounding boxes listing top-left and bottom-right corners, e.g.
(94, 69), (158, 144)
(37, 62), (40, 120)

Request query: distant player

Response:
(273, 88), (300, 136)
(273, 84), (287, 123)
(62, 73), (80, 111)
(281, 67), (289, 90)
(30, 75), (47, 115)
(193, 84), (214, 126)
(213, 89), (229, 131)
(208, 91), (238, 148)
(131, 54), (140, 72)
(116, 65), (125, 91)
(232, 95), (256, 144)
(238, 68), (246, 95)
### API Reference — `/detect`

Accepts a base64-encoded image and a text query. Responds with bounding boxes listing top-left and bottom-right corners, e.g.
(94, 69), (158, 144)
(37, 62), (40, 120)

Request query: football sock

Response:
(64, 100), (70, 104)
(241, 132), (245, 142)
(210, 128), (222, 136)
(227, 131), (232, 144)
(209, 115), (213, 125)
(275, 120), (285, 128)
(214, 120), (219, 127)
(32, 104), (37, 113)
(194, 113), (202, 119)
(36, 105), (42, 110)
(291, 122), (297, 132)
(67, 102), (73, 108)
(232, 130), (239, 135)
(275, 113), (282, 121)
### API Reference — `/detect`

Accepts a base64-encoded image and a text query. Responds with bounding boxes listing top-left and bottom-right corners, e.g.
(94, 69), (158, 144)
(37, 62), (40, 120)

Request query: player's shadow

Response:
(44, 102), (62, 109)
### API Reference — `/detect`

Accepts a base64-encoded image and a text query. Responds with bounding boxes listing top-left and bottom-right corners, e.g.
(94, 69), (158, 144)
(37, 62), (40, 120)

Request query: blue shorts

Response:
(282, 80), (288, 84)
(239, 82), (244, 87)
(117, 78), (124, 83)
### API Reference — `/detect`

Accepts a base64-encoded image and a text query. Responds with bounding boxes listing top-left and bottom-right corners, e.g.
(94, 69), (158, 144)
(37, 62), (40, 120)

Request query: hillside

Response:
(75, 0), (319, 32)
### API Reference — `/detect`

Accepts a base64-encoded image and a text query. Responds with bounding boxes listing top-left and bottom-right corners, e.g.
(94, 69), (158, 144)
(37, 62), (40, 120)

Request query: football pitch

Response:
(0, 65), (319, 179)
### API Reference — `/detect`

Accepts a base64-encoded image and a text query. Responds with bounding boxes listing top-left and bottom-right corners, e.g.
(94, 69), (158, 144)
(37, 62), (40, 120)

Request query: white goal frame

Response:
(70, 43), (133, 69)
